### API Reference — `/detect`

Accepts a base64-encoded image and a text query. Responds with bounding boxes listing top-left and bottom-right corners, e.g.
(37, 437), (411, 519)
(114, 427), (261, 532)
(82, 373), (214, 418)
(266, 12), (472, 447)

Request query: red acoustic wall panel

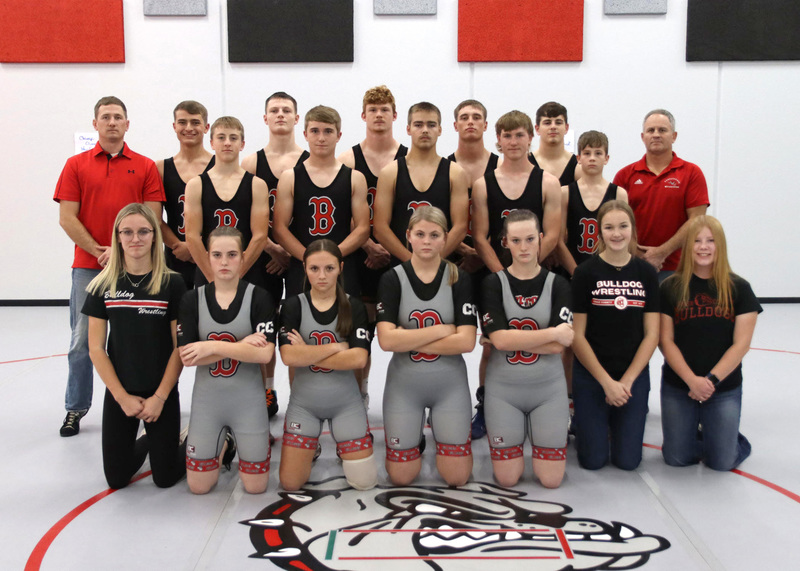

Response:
(458, 0), (583, 62)
(0, 0), (125, 63)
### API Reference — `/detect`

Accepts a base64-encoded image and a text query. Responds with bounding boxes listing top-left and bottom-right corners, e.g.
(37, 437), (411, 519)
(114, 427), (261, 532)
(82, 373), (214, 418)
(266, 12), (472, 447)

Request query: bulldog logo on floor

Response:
(242, 478), (669, 570)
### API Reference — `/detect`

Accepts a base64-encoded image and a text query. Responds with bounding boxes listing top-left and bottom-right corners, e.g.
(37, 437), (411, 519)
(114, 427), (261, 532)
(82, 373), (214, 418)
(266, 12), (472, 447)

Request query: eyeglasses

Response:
(118, 229), (154, 239)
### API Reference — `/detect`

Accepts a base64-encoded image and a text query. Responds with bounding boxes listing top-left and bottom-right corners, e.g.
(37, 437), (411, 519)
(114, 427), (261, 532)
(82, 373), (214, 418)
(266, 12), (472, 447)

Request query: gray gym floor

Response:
(2, 305), (798, 570)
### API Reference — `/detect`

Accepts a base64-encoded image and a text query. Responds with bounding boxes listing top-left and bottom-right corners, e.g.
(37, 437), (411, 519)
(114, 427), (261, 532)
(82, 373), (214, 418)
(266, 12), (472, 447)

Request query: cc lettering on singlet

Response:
(578, 217), (599, 254)
(407, 201), (432, 213)
(214, 209), (239, 228)
(558, 306), (573, 325)
(207, 332), (240, 377)
(506, 317), (540, 365)
(178, 194), (186, 236)
(309, 330), (337, 372)
(462, 303), (478, 317)
(256, 321), (274, 335)
(408, 309), (443, 362)
(309, 197), (336, 236)
(356, 327), (370, 341)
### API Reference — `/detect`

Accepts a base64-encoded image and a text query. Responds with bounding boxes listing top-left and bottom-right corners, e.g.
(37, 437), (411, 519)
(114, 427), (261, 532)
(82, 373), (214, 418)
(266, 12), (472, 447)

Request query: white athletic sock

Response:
(264, 376), (275, 390)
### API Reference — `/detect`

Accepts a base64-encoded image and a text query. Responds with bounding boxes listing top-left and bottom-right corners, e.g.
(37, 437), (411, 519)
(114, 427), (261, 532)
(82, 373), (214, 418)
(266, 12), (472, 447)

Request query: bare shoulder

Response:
(338, 148), (355, 168)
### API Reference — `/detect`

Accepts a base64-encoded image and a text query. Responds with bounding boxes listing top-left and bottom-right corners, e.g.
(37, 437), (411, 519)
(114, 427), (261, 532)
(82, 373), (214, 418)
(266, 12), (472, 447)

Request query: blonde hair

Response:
(407, 205), (458, 286)
(666, 215), (735, 314)
(596, 200), (638, 256)
(86, 203), (172, 297)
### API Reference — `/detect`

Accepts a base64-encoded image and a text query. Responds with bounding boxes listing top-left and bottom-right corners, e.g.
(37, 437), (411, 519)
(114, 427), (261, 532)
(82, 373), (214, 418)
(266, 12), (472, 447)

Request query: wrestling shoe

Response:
(60, 410), (87, 437)
(265, 388), (279, 418)
(222, 430), (237, 471)
(470, 386), (487, 440)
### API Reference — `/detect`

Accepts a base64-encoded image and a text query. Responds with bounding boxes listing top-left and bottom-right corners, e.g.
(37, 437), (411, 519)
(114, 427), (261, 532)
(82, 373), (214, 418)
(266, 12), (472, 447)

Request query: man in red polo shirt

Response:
(613, 109), (708, 280)
(53, 96), (164, 437)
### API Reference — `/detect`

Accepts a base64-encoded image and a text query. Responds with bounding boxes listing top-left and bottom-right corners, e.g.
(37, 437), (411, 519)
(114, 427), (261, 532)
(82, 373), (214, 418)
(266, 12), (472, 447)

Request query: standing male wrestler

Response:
(338, 85), (407, 406)
(470, 110), (562, 438)
(272, 105), (370, 297)
(529, 101), (582, 186)
(54, 96), (164, 436)
(157, 100), (215, 289)
(612, 109), (708, 280)
(242, 91), (309, 415)
(183, 117), (269, 288)
(373, 102), (470, 263)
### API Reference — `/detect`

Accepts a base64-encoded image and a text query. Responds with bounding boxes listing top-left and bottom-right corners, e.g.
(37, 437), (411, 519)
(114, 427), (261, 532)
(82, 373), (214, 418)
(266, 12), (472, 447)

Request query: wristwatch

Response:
(706, 373), (721, 386)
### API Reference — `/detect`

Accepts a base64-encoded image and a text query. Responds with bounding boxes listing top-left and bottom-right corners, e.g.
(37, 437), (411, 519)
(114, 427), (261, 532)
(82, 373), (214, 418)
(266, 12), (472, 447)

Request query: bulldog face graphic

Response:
(243, 478), (669, 570)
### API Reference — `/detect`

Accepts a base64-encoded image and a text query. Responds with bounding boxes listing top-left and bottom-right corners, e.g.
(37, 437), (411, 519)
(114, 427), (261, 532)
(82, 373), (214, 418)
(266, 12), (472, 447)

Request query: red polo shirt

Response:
(53, 142), (165, 270)
(613, 153), (708, 271)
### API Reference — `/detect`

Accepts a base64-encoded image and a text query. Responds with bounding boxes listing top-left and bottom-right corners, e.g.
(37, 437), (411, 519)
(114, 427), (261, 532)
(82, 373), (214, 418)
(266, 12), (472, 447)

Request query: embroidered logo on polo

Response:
(243, 478), (670, 569)
(664, 177), (681, 189)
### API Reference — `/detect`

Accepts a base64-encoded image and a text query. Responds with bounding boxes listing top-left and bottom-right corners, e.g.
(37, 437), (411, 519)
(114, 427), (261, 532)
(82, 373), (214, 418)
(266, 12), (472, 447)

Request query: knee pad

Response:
(342, 455), (378, 490)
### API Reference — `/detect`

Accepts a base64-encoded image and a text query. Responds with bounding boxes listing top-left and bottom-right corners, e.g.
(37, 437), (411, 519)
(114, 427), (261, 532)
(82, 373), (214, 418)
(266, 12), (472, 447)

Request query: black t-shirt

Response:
(82, 272), (186, 392)
(571, 255), (659, 379)
(376, 260), (476, 327)
(660, 274), (762, 392)
(177, 281), (276, 346)
(480, 269), (571, 335)
(277, 292), (371, 352)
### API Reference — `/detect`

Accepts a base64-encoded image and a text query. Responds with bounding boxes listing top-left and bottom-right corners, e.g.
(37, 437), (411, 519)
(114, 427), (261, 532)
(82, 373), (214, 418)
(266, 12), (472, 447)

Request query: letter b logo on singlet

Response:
(367, 186), (377, 226)
(506, 318), (540, 365)
(178, 194), (186, 236)
(309, 197), (336, 236)
(208, 332), (240, 377)
(214, 209), (239, 228)
(408, 309), (442, 362)
(408, 201), (432, 213)
(309, 330), (337, 372)
(268, 188), (278, 229)
(578, 217), (599, 254)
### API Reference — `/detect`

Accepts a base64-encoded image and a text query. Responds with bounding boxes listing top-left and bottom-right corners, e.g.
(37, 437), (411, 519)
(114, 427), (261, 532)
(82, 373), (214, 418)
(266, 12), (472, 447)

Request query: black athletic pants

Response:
(102, 387), (185, 489)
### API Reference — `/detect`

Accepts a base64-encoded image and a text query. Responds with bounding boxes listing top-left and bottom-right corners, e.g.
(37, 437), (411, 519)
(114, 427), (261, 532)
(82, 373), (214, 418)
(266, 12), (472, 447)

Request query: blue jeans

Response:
(572, 359), (650, 471)
(660, 381), (751, 471)
(66, 268), (99, 412)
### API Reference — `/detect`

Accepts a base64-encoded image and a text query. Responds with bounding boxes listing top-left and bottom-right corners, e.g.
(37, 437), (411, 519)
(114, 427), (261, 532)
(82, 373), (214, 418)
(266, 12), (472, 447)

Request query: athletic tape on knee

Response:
(336, 434), (373, 456)
(283, 432), (319, 451)
(436, 441), (473, 457)
(532, 445), (567, 461)
(342, 456), (378, 490)
(239, 458), (270, 474)
(186, 457), (219, 472)
(490, 445), (524, 461)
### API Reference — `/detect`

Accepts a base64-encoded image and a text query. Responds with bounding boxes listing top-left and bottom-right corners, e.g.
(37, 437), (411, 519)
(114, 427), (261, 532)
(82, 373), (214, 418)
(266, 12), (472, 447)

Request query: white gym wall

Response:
(1, 0), (797, 300)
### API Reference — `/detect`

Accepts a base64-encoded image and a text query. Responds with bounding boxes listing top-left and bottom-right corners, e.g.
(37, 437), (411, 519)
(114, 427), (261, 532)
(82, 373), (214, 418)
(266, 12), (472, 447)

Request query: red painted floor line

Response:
(0, 353), (66, 365)
(25, 471), (152, 571)
(642, 442), (800, 504)
(341, 528), (551, 533)
(751, 347), (800, 355)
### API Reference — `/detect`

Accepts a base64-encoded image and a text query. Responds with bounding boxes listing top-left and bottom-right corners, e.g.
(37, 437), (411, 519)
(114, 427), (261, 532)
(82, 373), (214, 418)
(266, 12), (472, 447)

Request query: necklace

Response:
(123, 270), (151, 288)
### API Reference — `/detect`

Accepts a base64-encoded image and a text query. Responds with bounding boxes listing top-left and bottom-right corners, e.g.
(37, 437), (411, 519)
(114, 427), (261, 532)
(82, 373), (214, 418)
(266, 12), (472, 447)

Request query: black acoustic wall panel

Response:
(687, 0), (800, 61)
(228, 0), (353, 63)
